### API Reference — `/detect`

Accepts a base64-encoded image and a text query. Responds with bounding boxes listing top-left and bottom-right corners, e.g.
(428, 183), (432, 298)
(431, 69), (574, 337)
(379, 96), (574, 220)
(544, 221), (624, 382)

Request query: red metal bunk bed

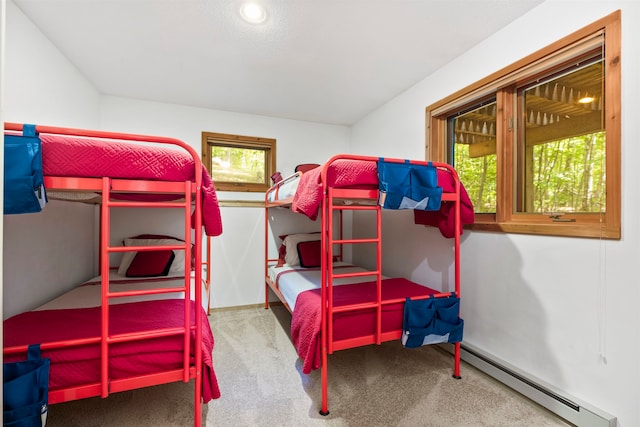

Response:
(3, 123), (223, 426)
(264, 154), (471, 415)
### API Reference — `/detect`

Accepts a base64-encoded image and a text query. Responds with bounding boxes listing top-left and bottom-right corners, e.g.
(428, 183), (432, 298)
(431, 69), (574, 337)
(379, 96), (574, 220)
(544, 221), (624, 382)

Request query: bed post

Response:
(319, 163), (330, 416)
(100, 177), (111, 399)
(452, 162), (462, 379)
(265, 190), (270, 309)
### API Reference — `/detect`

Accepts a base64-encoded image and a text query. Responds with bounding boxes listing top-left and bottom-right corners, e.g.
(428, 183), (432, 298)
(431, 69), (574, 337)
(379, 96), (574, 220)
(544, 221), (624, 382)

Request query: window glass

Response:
(518, 57), (605, 214)
(209, 146), (266, 185)
(448, 100), (498, 213)
(202, 132), (276, 192)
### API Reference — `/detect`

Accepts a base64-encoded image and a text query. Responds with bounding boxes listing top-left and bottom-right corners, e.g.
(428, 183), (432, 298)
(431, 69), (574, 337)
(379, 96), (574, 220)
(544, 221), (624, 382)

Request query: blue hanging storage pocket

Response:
(3, 344), (50, 427)
(377, 158), (442, 211)
(402, 294), (464, 348)
(3, 124), (48, 215)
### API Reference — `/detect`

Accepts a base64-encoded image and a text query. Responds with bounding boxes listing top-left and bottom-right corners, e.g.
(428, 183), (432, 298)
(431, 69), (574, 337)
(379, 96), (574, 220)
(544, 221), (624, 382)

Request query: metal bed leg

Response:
(452, 341), (462, 379)
(319, 354), (330, 416)
(195, 390), (202, 426)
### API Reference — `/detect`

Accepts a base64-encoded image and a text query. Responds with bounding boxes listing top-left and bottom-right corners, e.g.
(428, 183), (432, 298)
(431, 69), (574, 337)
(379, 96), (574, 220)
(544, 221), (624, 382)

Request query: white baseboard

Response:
(447, 342), (617, 427)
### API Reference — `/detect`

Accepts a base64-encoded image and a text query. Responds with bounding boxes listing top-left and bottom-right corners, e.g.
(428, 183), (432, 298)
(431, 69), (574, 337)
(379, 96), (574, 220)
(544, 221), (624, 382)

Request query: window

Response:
(201, 132), (276, 192)
(427, 11), (620, 239)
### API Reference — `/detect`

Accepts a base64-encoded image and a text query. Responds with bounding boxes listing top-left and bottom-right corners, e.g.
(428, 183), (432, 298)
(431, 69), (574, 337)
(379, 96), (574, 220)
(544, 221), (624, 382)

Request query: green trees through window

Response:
(530, 133), (605, 214)
(210, 146), (265, 185)
(202, 132), (276, 193)
(427, 11), (620, 239)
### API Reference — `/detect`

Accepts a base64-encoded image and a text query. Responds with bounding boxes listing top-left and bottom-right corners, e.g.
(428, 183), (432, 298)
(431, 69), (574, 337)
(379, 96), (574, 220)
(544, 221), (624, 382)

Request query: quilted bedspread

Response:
(413, 169), (475, 238)
(292, 159), (379, 220)
(40, 134), (222, 237)
(3, 299), (221, 402)
(291, 278), (438, 374)
(291, 158), (474, 238)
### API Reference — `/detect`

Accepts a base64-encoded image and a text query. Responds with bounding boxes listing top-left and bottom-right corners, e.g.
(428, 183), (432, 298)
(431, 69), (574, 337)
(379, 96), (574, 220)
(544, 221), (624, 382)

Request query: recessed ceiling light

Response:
(578, 96), (595, 104)
(240, 2), (267, 24)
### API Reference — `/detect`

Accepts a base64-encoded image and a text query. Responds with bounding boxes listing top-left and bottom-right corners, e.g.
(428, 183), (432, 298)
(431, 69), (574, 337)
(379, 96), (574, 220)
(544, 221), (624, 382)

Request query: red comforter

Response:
(290, 278), (438, 374)
(413, 169), (475, 238)
(292, 159), (379, 220)
(291, 159), (473, 237)
(3, 299), (221, 402)
(40, 134), (223, 237)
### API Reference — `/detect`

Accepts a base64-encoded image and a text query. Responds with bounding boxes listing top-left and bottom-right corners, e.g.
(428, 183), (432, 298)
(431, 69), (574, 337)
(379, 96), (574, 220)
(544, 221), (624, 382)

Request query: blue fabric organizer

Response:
(377, 158), (442, 211)
(3, 124), (47, 215)
(402, 295), (464, 348)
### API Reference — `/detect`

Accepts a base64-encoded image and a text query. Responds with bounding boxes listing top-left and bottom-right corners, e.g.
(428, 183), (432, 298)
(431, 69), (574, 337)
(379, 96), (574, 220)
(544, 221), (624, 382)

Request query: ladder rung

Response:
(107, 327), (187, 344)
(332, 238), (378, 244)
(331, 271), (380, 279)
(106, 287), (186, 298)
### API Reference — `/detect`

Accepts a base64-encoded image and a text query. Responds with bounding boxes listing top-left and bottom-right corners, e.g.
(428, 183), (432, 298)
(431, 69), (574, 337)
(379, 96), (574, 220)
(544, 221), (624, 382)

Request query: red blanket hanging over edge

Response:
(4, 299), (221, 402)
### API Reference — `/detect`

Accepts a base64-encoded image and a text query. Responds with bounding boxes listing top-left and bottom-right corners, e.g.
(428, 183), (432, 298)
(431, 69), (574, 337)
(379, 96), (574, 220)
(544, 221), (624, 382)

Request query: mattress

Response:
(36, 133), (223, 237)
(277, 267), (440, 374)
(34, 271), (208, 311)
(269, 262), (382, 310)
(3, 272), (219, 401)
(4, 299), (220, 402)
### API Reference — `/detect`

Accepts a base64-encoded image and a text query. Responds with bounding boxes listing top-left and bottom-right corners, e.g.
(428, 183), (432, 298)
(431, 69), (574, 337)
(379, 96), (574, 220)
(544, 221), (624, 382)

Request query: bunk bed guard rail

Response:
(377, 158), (442, 211)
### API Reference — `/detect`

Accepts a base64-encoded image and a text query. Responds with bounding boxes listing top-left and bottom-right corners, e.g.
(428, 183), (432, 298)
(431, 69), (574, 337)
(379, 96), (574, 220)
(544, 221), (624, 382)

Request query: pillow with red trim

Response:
(129, 234), (196, 269)
(297, 240), (321, 268)
(283, 233), (321, 266)
(118, 235), (187, 276)
(275, 232), (322, 267)
(126, 250), (175, 277)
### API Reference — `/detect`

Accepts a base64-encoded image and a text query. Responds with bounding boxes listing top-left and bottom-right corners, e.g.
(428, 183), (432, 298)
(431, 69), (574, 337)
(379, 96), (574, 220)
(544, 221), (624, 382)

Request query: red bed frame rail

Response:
(3, 123), (206, 426)
(264, 154), (462, 416)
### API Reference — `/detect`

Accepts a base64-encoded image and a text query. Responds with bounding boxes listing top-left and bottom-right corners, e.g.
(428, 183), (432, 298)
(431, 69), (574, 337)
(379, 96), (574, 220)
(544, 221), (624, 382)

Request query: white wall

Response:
(99, 96), (350, 308)
(3, 1), (99, 127)
(350, 1), (640, 426)
(2, 0), (350, 312)
(2, 0), (100, 318)
(99, 96), (350, 187)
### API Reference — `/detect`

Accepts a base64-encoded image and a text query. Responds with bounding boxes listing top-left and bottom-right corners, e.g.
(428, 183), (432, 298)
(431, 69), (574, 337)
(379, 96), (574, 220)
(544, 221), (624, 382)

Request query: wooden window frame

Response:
(202, 132), (276, 193)
(426, 11), (621, 239)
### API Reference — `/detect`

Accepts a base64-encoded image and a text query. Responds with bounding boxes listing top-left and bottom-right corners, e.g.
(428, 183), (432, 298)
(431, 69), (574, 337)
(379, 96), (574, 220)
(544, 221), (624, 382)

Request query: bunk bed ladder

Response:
(319, 185), (383, 416)
(97, 176), (204, 425)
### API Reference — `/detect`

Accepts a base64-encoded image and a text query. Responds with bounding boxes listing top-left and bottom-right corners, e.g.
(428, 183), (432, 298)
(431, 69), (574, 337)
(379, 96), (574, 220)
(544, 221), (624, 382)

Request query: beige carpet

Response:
(45, 305), (573, 426)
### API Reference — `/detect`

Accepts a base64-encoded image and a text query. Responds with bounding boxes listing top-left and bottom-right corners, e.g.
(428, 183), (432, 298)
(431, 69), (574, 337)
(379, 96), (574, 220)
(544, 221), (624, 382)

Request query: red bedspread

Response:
(292, 159), (379, 220)
(290, 278), (438, 374)
(3, 299), (220, 402)
(40, 134), (223, 237)
(413, 169), (475, 238)
(290, 159), (473, 237)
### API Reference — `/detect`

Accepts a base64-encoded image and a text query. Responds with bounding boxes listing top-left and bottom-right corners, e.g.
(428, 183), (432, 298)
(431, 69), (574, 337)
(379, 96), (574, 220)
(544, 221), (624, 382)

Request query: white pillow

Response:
(284, 233), (321, 266)
(118, 238), (186, 276)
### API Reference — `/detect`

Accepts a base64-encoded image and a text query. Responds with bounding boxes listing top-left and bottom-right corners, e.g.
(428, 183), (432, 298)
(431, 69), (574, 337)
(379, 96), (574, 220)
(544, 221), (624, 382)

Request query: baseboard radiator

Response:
(456, 343), (617, 427)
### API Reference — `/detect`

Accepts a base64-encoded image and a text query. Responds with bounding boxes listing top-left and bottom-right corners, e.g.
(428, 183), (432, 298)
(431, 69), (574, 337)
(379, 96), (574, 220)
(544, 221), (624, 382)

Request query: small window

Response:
(427, 11), (620, 239)
(202, 132), (276, 192)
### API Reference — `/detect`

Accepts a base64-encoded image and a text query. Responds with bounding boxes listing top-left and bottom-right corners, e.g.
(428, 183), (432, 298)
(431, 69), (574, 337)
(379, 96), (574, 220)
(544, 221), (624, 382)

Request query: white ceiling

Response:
(14, 0), (544, 126)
